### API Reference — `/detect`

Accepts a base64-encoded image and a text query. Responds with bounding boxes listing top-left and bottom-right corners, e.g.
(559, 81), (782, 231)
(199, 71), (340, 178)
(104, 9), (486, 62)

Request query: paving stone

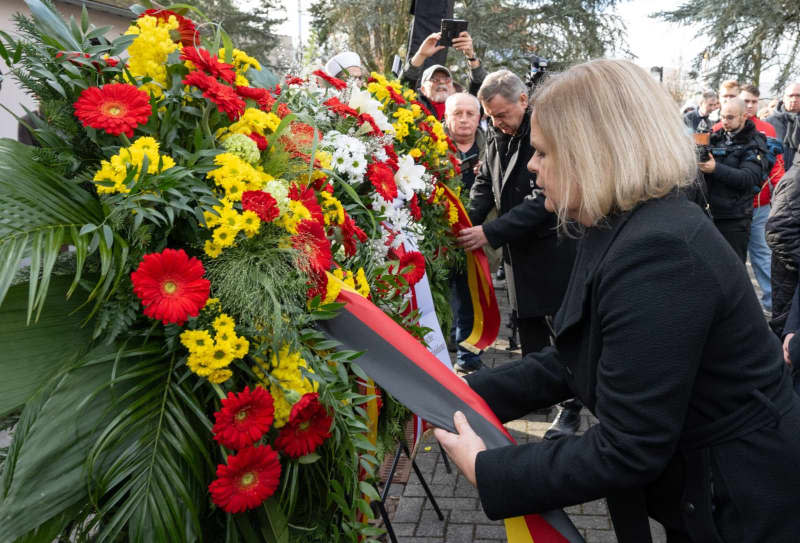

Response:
(387, 522), (415, 536)
(414, 507), (447, 537)
(402, 482), (454, 498)
(585, 528), (619, 543)
(475, 523), (507, 539)
(582, 499), (608, 515)
(392, 496), (424, 523)
(444, 523), (474, 542)
(448, 508), (495, 524)
(572, 515), (611, 530)
(428, 496), (478, 511)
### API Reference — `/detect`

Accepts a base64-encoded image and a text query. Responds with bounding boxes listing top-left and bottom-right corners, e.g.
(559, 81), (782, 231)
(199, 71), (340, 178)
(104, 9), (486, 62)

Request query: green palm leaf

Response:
(0, 277), (92, 417)
(0, 344), (118, 543)
(85, 350), (214, 543)
(0, 138), (128, 322)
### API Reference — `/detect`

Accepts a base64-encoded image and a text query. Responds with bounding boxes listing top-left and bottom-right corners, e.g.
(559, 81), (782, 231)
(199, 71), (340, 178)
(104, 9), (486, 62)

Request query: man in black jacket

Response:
(767, 82), (800, 171)
(766, 153), (800, 336)
(683, 89), (718, 133)
(699, 98), (766, 262)
(458, 69), (579, 438)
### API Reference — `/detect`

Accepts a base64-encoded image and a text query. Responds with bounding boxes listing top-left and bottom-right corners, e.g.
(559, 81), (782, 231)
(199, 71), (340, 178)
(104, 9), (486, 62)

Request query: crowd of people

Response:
(372, 29), (800, 543)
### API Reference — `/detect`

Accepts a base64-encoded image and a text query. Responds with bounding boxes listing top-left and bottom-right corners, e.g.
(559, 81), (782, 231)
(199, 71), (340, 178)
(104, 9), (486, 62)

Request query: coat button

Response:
(684, 502), (696, 515)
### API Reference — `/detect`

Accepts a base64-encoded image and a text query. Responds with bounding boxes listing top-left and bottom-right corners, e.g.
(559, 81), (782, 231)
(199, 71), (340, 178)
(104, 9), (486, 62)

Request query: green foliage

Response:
(309, 0), (412, 73)
(456, 0), (626, 76)
(179, 0), (288, 71)
(0, 139), (128, 323)
(202, 227), (310, 335)
(656, 1), (800, 93)
(0, 276), (93, 417)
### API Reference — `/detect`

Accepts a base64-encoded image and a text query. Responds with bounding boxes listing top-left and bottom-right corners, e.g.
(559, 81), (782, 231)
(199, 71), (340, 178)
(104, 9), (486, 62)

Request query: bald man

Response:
(700, 98), (768, 262)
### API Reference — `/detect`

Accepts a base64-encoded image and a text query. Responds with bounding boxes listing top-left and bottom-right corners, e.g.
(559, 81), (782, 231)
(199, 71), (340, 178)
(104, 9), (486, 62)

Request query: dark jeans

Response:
(770, 255), (798, 337)
(450, 269), (481, 365)
(714, 217), (751, 264)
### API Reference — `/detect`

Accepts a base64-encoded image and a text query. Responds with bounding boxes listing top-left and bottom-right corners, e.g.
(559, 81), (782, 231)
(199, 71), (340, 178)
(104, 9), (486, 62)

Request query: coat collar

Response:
(553, 208), (636, 335)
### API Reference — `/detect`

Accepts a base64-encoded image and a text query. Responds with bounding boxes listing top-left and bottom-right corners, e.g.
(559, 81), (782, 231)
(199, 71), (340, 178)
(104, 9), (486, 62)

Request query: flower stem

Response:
(202, 103), (214, 143)
(119, 133), (131, 147)
(211, 382), (227, 400)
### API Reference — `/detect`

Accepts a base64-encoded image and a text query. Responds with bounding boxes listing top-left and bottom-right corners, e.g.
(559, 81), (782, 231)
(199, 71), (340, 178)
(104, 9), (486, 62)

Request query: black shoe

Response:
(543, 402), (581, 440)
(495, 265), (505, 281)
(454, 359), (483, 373)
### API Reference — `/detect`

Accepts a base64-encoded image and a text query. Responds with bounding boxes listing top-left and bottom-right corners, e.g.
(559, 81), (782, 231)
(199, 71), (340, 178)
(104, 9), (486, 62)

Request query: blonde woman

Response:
(436, 59), (800, 543)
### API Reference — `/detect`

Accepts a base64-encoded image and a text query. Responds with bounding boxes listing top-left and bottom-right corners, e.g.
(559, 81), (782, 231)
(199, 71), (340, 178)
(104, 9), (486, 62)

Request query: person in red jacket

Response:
(713, 83), (784, 311)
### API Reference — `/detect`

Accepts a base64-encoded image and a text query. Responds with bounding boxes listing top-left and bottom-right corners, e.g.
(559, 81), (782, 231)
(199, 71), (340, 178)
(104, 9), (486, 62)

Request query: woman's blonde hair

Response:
(531, 59), (696, 228)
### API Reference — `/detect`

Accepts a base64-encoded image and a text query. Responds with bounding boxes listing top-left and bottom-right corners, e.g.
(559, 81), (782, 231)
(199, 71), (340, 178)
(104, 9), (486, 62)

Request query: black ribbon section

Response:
(319, 304), (585, 543)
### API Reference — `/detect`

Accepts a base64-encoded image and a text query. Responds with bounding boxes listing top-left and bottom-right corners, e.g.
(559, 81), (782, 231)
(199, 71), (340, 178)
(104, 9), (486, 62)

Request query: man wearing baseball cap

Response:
(401, 31), (486, 120)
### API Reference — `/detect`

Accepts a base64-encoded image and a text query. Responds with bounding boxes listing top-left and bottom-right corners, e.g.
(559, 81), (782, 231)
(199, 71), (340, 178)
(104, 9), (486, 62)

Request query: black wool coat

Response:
(468, 112), (576, 318)
(466, 194), (800, 543)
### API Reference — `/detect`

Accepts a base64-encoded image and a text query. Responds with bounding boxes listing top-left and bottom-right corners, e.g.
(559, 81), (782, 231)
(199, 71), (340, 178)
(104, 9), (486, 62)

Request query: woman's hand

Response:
(433, 411), (486, 486)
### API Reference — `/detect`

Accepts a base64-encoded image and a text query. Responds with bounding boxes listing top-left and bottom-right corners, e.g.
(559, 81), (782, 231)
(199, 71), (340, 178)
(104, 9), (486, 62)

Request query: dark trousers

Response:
(449, 269), (481, 365)
(770, 255), (798, 337)
(517, 316), (553, 356)
(714, 217), (751, 264)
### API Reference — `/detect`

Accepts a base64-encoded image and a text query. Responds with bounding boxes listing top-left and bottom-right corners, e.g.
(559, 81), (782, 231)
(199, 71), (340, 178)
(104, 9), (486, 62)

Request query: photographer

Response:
(699, 98), (767, 263)
(400, 31), (486, 119)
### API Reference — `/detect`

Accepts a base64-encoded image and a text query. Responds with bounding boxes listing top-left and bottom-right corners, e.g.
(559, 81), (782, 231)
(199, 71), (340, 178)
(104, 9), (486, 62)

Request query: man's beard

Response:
(430, 88), (450, 103)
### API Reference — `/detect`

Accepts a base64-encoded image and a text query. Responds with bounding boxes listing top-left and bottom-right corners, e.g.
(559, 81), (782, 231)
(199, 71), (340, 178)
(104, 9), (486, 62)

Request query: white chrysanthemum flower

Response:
(263, 179), (290, 213)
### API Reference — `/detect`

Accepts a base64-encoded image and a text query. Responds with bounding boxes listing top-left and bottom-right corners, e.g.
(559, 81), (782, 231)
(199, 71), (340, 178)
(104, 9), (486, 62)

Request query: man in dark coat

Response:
(683, 89), (718, 133)
(699, 98), (766, 262)
(766, 82), (800, 172)
(458, 69), (579, 437)
(766, 153), (800, 336)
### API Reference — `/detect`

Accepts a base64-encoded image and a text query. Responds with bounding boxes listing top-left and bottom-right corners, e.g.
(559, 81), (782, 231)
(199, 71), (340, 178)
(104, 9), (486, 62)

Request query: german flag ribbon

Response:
(438, 183), (500, 353)
(320, 273), (584, 543)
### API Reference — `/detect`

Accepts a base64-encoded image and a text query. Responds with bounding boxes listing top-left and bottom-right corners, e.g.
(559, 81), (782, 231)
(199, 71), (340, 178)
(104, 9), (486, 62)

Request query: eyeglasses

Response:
(429, 77), (452, 85)
(721, 114), (740, 121)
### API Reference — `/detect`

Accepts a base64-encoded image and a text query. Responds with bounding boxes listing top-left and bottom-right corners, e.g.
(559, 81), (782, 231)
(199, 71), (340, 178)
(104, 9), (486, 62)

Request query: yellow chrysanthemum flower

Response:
(208, 369), (233, 384)
(213, 313), (235, 332)
(240, 210), (261, 237)
(181, 329), (214, 352)
(212, 225), (238, 247)
(319, 192), (345, 226)
(124, 15), (178, 97)
(355, 268), (370, 298)
(204, 240), (223, 258)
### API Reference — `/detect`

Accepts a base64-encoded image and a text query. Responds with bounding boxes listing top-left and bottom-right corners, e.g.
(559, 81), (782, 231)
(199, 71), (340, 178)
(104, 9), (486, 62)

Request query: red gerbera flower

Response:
(409, 194), (422, 221)
(209, 445), (281, 513)
(386, 86), (406, 105)
(130, 248), (210, 325)
(242, 190), (279, 223)
(323, 96), (359, 118)
(357, 113), (383, 135)
(73, 83), (151, 138)
(181, 46), (236, 84)
(367, 162), (398, 202)
(398, 251), (426, 286)
(236, 86), (276, 111)
(183, 71), (245, 121)
(312, 69), (347, 90)
(383, 144), (399, 171)
(448, 153), (462, 175)
(141, 9), (198, 47)
(291, 220), (332, 274)
(212, 386), (275, 450)
(289, 184), (324, 224)
(340, 213), (368, 257)
(274, 393), (333, 458)
(247, 132), (269, 151)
